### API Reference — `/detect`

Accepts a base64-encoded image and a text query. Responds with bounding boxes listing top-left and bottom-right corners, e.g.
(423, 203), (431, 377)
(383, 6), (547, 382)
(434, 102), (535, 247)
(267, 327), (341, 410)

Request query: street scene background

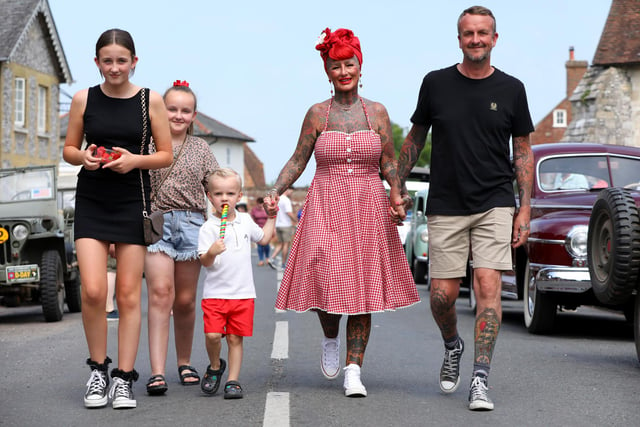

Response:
(1, 253), (637, 426)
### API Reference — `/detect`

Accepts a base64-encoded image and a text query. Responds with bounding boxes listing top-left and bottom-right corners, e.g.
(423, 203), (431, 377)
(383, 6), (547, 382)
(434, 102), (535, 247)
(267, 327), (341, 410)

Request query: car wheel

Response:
(413, 259), (428, 285)
(40, 250), (64, 322)
(523, 260), (556, 334)
(65, 275), (82, 313)
(635, 292), (640, 363)
(588, 188), (640, 305)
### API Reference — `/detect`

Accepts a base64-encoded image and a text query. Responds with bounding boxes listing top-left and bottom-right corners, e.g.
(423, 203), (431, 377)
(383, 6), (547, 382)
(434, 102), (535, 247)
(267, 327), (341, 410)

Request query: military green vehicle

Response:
(0, 165), (81, 321)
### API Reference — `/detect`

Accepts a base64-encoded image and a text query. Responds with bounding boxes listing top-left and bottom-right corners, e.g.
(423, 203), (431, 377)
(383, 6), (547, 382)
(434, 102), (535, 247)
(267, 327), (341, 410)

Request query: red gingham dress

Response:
(275, 98), (420, 314)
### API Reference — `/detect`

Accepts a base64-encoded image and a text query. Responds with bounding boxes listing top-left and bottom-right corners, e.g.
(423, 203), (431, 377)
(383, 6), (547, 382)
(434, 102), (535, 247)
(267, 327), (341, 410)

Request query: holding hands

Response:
(389, 193), (407, 225)
(263, 188), (279, 216)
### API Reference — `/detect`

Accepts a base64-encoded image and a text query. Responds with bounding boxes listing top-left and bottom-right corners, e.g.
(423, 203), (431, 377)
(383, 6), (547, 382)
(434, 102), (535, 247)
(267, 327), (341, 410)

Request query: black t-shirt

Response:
(410, 65), (534, 215)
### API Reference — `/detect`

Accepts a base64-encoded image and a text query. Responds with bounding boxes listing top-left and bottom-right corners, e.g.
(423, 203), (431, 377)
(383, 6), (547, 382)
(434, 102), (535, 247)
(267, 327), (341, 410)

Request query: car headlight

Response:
(419, 228), (429, 243)
(12, 224), (29, 241)
(565, 225), (588, 258)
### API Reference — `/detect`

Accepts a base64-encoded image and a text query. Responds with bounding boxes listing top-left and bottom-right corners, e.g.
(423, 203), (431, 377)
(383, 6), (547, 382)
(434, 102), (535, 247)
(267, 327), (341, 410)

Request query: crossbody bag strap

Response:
(138, 88), (150, 219)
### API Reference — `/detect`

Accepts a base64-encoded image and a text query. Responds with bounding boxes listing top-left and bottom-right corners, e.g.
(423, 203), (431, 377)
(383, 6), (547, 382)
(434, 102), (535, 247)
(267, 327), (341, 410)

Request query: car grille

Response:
(0, 225), (11, 265)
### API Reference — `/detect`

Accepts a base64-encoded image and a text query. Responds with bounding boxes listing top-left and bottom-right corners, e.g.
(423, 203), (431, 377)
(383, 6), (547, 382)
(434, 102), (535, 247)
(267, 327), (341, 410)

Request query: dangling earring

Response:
(329, 80), (333, 96)
(359, 74), (363, 89)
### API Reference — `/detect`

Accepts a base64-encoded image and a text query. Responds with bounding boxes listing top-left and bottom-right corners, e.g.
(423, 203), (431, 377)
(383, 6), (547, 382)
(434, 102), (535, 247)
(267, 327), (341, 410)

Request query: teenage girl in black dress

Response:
(63, 28), (172, 409)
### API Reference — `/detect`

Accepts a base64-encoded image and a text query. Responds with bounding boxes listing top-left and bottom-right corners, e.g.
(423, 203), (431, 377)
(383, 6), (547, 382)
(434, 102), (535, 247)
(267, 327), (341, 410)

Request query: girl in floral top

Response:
(144, 81), (218, 395)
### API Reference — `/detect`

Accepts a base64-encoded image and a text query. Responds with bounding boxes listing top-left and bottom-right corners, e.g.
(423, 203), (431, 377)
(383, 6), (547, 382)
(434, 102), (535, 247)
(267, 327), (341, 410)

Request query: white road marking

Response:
(263, 392), (290, 427)
(271, 320), (289, 359)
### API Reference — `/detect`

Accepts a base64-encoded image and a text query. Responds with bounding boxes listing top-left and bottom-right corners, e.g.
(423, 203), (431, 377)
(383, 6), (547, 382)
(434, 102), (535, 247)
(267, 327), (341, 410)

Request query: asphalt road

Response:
(1, 253), (638, 427)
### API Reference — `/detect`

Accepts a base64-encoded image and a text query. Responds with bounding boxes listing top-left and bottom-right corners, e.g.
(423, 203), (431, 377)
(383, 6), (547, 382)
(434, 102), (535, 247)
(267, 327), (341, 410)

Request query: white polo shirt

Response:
(198, 211), (264, 299)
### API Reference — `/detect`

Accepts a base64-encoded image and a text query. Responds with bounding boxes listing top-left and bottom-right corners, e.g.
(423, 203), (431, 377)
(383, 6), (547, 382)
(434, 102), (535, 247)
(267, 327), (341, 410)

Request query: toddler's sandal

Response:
(201, 359), (226, 395)
(223, 380), (243, 399)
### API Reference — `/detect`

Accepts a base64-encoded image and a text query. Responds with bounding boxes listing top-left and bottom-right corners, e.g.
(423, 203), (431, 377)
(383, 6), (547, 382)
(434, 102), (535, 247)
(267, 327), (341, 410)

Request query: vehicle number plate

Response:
(6, 265), (39, 283)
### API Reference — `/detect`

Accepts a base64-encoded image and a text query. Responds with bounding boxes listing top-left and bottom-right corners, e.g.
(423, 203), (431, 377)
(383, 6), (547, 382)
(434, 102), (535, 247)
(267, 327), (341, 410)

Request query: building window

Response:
(226, 147), (231, 165)
(553, 109), (567, 128)
(14, 78), (25, 127)
(38, 85), (48, 132)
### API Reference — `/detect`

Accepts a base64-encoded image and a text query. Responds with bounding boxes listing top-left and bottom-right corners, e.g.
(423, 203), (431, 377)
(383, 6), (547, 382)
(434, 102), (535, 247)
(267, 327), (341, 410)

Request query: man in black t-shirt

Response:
(397, 5), (534, 411)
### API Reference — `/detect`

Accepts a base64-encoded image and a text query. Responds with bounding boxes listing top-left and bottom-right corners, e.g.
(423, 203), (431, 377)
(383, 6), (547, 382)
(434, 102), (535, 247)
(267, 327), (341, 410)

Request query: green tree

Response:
(391, 122), (431, 167)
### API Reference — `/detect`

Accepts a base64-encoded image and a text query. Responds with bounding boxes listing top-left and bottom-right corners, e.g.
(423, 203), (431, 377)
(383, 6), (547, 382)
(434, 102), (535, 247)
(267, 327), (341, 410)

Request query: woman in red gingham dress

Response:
(265, 28), (419, 398)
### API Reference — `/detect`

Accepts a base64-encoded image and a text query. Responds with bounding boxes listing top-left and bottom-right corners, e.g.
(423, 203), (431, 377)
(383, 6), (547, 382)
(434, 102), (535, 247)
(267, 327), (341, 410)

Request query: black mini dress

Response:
(74, 85), (151, 245)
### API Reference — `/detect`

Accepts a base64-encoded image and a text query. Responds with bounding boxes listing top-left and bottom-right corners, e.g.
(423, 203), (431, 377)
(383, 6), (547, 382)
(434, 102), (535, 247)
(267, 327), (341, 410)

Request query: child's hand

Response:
(265, 204), (279, 218)
(263, 189), (279, 214)
(210, 239), (226, 256)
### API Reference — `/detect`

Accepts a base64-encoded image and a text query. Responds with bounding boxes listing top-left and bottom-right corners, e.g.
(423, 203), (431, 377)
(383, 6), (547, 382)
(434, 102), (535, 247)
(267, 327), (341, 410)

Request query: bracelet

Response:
(267, 215), (277, 219)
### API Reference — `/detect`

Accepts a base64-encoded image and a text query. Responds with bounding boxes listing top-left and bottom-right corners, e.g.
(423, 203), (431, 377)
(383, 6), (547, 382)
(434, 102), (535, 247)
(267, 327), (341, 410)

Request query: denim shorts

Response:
(147, 210), (204, 261)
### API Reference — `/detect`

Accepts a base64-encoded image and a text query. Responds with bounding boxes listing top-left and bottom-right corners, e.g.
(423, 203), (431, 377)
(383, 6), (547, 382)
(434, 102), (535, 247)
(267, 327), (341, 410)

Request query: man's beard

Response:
(464, 45), (491, 63)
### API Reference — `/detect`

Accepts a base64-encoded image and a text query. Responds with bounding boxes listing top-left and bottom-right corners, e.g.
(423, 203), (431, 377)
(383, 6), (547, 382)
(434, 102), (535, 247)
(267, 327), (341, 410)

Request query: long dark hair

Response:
(95, 28), (136, 58)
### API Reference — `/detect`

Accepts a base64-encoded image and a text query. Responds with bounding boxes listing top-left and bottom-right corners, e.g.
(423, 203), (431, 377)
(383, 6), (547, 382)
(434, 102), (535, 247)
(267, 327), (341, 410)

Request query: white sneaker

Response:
(343, 364), (367, 397)
(320, 337), (340, 379)
(84, 369), (109, 408)
(109, 377), (136, 409)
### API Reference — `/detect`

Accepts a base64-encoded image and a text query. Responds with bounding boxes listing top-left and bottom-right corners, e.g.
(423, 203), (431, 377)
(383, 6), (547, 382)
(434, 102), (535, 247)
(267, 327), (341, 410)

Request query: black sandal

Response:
(178, 365), (200, 385)
(146, 374), (168, 395)
(201, 359), (226, 395)
(223, 380), (243, 399)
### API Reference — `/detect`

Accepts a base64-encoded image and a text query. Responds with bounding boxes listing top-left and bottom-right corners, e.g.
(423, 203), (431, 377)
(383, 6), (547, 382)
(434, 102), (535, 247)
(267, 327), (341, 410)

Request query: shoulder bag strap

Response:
(138, 88), (150, 218)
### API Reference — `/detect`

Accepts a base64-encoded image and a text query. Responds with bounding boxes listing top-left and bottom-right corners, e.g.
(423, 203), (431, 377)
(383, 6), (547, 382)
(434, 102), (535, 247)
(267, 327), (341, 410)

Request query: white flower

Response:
(316, 31), (327, 47)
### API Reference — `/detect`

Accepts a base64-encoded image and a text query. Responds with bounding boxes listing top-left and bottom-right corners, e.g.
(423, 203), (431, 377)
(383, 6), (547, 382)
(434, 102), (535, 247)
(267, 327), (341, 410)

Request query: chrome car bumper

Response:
(530, 263), (591, 293)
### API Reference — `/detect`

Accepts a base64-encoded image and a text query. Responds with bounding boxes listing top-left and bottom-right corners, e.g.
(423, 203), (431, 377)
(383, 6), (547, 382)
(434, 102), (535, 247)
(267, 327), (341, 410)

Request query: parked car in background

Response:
(405, 186), (430, 284)
(0, 165), (81, 321)
(388, 167), (430, 249)
(509, 142), (640, 334)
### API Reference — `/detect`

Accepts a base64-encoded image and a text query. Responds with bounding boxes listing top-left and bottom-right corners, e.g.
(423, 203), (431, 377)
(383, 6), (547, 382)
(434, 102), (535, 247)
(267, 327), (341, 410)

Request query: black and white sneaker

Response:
(84, 369), (109, 408)
(110, 377), (136, 409)
(439, 337), (464, 393)
(109, 369), (138, 409)
(468, 374), (494, 411)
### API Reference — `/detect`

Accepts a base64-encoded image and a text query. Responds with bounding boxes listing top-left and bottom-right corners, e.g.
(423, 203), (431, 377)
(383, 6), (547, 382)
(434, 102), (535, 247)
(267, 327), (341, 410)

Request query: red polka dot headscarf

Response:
(315, 28), (363, 67)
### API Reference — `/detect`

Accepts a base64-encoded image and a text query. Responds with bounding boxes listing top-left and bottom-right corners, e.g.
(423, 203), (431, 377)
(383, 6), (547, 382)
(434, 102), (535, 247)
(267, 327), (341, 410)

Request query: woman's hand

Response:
(81, 144), (101, 171)
(389, 194), (406, 224)
(101, 147), (135, 174)
(263, 188), (280, 214)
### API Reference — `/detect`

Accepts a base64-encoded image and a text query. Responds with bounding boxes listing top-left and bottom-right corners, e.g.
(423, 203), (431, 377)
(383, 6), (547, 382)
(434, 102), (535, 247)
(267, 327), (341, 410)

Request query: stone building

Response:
(562, 0), (640, 147)
(0, 0), (71, 168)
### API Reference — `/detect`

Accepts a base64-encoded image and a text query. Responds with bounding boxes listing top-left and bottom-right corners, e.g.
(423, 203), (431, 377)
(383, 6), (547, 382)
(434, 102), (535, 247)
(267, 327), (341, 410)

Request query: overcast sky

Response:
(48, 0), (612, 186)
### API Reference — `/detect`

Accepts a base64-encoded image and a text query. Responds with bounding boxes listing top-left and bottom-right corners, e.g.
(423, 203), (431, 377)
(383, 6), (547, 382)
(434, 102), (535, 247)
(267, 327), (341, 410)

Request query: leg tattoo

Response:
(474, 308), (501, 365)
(430, 287), (458, 341)
(346, 314), (371, 366)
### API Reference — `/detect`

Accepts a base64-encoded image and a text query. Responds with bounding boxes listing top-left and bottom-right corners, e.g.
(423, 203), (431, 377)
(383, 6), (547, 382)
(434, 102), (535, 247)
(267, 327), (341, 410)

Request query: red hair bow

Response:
(173, 80), (189, 87)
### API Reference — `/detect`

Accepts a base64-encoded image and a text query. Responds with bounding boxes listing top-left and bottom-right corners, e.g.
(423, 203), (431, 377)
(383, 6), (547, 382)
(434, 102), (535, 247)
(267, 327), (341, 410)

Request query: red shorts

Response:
(201, 298), (254, 336)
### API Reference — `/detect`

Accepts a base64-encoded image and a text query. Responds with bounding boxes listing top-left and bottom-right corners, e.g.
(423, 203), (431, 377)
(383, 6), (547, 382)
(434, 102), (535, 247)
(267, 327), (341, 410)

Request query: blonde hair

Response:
(203, 167), (242, 192)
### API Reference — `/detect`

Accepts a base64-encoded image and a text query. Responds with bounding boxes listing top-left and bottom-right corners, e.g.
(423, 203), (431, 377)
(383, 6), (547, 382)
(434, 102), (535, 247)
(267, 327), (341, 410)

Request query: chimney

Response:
(565, 46), (588, 98)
